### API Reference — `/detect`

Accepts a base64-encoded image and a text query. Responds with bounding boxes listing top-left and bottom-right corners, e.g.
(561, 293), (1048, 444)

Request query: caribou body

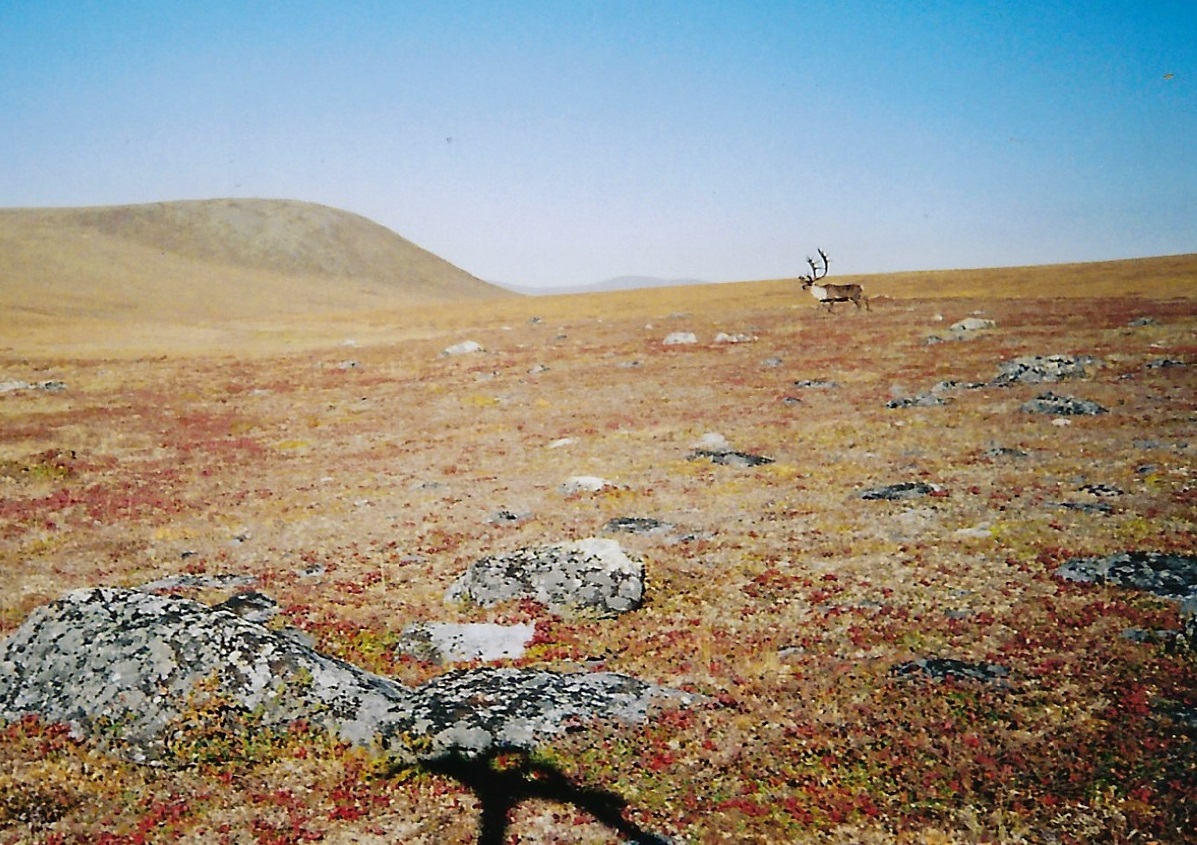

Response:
(800, 249), (869, 312)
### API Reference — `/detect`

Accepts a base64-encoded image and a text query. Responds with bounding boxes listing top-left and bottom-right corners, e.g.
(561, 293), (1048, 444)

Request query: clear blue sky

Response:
(2, 1), (1194, 288)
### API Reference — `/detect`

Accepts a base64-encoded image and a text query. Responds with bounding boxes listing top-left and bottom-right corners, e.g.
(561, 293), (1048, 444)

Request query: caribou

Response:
(799, 249), (869, 312)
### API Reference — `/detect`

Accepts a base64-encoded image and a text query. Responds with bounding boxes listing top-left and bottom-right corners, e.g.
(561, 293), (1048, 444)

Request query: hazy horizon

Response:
(3, 2), (1194, 288)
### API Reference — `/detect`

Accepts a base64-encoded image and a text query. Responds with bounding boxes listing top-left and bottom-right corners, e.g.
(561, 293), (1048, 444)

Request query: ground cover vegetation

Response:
(1, 276), (1195, 843)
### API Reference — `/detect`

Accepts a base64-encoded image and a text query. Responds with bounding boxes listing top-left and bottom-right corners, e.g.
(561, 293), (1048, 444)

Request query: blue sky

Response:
(2, 1), (1194, 288)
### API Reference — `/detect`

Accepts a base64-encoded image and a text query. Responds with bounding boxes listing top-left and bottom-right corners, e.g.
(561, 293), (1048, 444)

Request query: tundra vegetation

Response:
(1, 248), (1196, 844)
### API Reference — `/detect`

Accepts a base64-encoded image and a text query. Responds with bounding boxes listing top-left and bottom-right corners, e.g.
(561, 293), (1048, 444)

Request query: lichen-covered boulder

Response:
(401, 668), (689, 757)
(1056, 552), (1197, 600)
(0, 588), (692, 765)
(446, 538), (644, 616)
(0, 587), (414, 763)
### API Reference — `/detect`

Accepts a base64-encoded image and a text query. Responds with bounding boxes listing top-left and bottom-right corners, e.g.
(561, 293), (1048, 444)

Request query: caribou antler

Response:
(801, 249), (830, 283)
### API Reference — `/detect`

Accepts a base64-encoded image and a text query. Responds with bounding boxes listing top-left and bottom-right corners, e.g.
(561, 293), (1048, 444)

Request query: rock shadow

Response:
(422, 749), (672, 845)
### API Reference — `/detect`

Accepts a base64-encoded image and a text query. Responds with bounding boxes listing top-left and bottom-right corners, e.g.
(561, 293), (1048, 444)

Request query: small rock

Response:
(693, 432), (731, 452)
(992, 354), (1100, 386)
(984, 445), (1028, 459)
(713, 332), (756, 344)
(604, 517), (674, 535)
(213, 591), (279, 624)
(491, 510), (531, 525)
(688, 449), (774, 467)
(949, 317), (996, 333)
(886, 393), (949, 409)
(396, 622), (536, 664)
(859, 481), (940, 501)
(560, 475), (613, 494)
(442, 340), (485, 356)
(1020, 392), (1108, 416)
(138, 573), (258, 592)
(793, 379), (839, 389)
(891, 658), (1010, 685)
(662, 332), (697, 346)
(1053, 501), (1114, 516)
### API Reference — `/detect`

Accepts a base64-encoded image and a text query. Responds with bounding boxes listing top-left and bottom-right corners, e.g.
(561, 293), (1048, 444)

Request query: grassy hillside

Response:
(0, 198), (510, 334)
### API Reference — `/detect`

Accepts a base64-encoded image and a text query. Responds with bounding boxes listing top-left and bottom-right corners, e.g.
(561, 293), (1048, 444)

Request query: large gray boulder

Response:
(446, 538), (645, 616)
(0, 587), (412, 763)
(0, 587), (685, 764)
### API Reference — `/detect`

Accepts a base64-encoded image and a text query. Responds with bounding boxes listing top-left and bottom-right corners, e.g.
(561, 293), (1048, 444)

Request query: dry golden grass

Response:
(1, 250), (1196, 843)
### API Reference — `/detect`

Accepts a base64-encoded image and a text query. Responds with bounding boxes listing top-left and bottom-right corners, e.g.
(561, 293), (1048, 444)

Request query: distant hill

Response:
(0, 199), (511, 327)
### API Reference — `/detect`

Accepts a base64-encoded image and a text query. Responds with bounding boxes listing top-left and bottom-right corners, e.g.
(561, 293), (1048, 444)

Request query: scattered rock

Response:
(1145, 358), (1186, 369)
(991, 354), (1100, 386)
(442, 340), (485, 356)
(1053, 501), (1114, 516)
(396, 622), (536, 664)
(983, 445), (1029, 459)
(950, 317), (996, 333)
(662, 332), (697, 346)
(212, 591), (279, 623)
(891, 658), (1010, 685)
(886, 393), (949, 409)
(138, 573), (258, 592)
(859, 481), (941, 501)
(688, 449), (774, 467)
(693, 432), (731, 452)
(490, 509), (532, 526)
(0, 380), (67, 393)
(1078, 483), (1123, 497)
(0, 589), (688, 765)
(445, 538), (645, 617)
(1019, 392), (1108, 416)
(560, 475), (613, 494)
(1055, 552), (1197, 601)
(604, 517), (674, 536)
(953, 524), (994, 539)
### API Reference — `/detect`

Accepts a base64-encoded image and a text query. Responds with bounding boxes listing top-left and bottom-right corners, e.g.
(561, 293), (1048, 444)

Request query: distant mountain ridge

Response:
(500, 275), (710, 296)
(0, 198), (509, 327)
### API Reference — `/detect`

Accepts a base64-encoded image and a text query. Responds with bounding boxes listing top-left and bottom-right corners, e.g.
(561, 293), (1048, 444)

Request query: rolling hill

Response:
(0, 198), (511, 330)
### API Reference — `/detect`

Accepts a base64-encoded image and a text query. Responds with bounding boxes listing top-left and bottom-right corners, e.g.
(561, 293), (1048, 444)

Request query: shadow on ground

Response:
(422, 750), (673, 845)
